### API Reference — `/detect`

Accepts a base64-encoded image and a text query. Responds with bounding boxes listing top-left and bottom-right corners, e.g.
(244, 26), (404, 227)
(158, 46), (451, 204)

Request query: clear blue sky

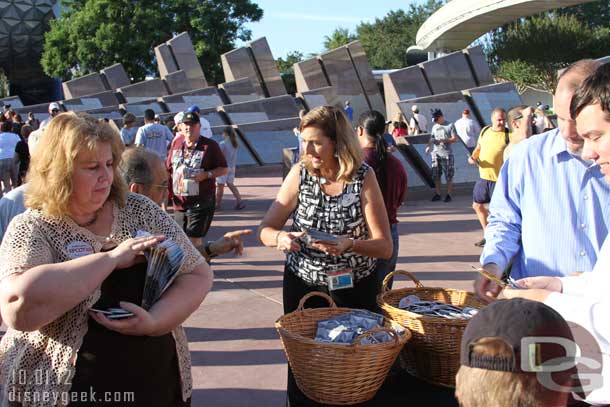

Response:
(238, 0), (420, 59)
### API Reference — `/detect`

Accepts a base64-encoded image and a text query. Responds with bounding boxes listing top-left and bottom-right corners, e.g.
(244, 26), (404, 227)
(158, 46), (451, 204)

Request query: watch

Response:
(203, 241), (217, 258)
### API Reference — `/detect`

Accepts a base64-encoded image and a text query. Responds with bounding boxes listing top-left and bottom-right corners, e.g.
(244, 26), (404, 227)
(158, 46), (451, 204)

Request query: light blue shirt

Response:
(134, 123), (174, 160)
(481, 128), (610, 279)
(120, 126), (138, 146)
(0, 184), (26, 243)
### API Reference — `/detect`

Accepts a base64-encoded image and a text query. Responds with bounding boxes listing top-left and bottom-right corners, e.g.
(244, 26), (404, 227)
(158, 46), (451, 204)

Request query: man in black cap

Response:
(166, 111), (228, 248)
(425, 108), (458, 202)
(457, 299), (576, 407)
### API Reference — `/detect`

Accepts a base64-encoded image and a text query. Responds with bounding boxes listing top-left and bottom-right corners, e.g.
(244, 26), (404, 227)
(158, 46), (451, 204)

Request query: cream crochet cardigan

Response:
(0, 193), (205, 406)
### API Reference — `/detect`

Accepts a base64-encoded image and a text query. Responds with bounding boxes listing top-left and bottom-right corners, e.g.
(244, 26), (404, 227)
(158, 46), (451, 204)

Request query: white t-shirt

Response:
(454, 116), (481, 148)
(409, 113), (428, 134)
(0, 132), (21, 160)
(200, 117), (213, 139)
(544, 236), (610, 405)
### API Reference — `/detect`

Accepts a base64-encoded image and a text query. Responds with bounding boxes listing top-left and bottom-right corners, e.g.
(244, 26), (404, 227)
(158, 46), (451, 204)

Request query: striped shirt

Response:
(287, 163), (375, 285)
(481, 128), (610, 279)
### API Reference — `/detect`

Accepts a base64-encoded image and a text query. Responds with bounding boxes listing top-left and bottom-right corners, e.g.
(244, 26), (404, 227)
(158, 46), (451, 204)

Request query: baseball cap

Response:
(48, 102), (60, 112)
(186, 105), (200, 114)
(183, 111), (200, 125)
(411, 105), (419, 112)
(431, 109), (443, 118)
(460, 299), (574, 373)
(173, 112), (184, 128)
(463, 108), (470, 115)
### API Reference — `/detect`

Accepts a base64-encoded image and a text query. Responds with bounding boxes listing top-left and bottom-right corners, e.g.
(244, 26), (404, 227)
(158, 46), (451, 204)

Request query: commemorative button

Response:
(66, 241), (95, 259)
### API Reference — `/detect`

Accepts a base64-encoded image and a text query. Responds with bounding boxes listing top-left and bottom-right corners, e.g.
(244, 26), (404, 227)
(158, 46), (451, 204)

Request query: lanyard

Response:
(180, 136), (203, 167)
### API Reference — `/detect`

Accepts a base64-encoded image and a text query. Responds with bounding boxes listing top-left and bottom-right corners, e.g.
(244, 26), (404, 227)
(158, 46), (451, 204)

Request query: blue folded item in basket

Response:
(314, 309), (400, 344)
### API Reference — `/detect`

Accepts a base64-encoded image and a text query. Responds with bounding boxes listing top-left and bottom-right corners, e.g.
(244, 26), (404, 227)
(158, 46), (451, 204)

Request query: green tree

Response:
(494, 60), (545, 93)
(323, 28), (357, 51)
(41, 0), (262, 84)
(275, 51), (304, 95)
(356, 0), (444, 69)
(487, 13), (610, 92)
(557, 0), (610, 29)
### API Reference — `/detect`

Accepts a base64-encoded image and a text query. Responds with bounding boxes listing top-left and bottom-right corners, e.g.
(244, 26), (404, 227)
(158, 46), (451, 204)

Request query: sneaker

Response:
(431, 194), (441, 202)
(444, 194), (452, 202)
(474, 238), (486, 247)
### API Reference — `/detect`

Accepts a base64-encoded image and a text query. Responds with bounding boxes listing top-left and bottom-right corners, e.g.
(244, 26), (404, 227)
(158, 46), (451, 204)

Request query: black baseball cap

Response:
(182, 111), (200, 124)
(460, 299), (574, 373)
(431, 109), (443, 118)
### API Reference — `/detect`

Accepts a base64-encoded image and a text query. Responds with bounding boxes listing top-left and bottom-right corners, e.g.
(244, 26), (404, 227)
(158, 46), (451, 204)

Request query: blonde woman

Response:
(215, 127), (245, 210)
(0, 113), (212, 406)
(258, 105), (391, 406)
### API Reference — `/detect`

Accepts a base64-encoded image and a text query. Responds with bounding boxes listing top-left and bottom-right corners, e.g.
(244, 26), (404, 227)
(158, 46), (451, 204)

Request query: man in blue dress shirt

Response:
(476, 59), (610, 302)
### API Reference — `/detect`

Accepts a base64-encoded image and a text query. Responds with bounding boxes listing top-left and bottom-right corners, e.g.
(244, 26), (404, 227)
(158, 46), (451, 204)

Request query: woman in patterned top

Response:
(258, 106), (392, 406)
(0, 113), (212, 407)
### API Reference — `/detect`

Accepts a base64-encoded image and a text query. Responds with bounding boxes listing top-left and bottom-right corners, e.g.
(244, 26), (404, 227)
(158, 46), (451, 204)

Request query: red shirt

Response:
(166, 135), (227, 210)
(363, 148), (407, 224)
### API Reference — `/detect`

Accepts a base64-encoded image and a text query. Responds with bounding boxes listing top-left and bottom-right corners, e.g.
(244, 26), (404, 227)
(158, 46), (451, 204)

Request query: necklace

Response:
(76, 210), (99, 227)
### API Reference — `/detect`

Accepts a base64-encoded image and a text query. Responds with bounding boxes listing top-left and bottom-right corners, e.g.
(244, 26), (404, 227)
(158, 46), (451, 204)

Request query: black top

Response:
(69, 262), (186, 407)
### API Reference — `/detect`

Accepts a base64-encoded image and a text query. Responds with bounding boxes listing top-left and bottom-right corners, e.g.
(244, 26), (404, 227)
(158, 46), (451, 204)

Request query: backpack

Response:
(411, 115), (421, 133)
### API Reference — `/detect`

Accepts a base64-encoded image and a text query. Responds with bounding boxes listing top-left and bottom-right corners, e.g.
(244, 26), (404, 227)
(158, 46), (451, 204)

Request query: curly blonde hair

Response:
(299, 106), (363, 182)
(26, 112), (127, 217)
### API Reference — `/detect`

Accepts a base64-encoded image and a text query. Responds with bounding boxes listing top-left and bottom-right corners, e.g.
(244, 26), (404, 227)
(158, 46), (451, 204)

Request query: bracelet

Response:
(203, 241), (217, 259)
(275, 231), (283, 248)
(207, 171), (213, 179)
(350, 238), (355, 251)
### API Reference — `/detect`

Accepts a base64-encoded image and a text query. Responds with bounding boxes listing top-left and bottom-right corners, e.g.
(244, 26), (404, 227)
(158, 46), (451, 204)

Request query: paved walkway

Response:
(189, 165), (484, 407)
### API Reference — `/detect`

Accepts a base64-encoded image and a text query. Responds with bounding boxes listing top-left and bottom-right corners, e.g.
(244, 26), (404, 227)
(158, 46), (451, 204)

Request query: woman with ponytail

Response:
(357, 110), (407, 290)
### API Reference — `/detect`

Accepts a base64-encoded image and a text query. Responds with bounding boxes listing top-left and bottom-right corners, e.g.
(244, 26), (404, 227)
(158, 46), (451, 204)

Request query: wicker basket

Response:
(377, 270), (486, 388)
(275, 292), (411, 405)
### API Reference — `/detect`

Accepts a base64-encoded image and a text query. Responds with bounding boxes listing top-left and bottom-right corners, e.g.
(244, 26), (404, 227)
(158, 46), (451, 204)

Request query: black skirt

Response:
(69, 262), (187, 407)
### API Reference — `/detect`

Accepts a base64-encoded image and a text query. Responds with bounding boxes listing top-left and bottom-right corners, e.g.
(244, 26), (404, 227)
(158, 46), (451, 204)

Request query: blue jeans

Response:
(376, 223), (399, 290)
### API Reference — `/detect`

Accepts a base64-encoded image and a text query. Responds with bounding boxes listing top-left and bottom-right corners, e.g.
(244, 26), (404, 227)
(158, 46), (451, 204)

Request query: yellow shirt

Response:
(477, 127), (508, 181)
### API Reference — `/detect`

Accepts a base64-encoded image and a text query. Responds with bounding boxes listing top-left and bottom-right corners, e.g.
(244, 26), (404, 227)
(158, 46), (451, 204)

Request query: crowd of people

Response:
(0, 59), (610, 407)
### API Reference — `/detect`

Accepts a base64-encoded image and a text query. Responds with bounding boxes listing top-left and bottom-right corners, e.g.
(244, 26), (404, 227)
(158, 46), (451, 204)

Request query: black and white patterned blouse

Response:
(286, 163), (376, 285)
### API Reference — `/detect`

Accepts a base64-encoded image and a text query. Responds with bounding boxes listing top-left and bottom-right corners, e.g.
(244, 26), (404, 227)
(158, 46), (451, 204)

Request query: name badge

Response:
(341, 193), (358, 207)
(327, 269), (354, 291)
(67, 241), (95, 259)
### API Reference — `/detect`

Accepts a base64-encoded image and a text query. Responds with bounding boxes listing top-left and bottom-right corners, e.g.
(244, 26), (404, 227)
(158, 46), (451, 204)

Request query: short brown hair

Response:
(26, 112), (127, 217)
(299, 106), (362, 182)
(507, 105), (529, 131)
(491, 107), (506, 118)
(570, 63), (610, 121)
(558, 59), (601, 94)
(456, 338), (571, 407)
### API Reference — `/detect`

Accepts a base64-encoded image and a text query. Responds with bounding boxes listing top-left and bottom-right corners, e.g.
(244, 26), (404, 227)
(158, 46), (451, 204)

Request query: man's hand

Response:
(474, 263), (503, 303)
(515, 276), (562, 292)
(210, 229), (253, 257)
(500, 288), (552, 303)
(468, 156), (476, 165)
